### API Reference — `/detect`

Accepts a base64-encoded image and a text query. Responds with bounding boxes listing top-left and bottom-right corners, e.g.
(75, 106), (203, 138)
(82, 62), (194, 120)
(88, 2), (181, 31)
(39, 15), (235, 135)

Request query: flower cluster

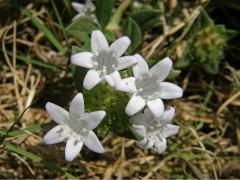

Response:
(71, 0), (97, 22)
(43, 30), (183, 161)
(132, 107), (179, 153)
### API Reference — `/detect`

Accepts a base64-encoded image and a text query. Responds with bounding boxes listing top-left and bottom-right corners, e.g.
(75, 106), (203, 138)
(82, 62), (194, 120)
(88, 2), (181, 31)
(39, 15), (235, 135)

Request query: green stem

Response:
(107, 0), (133, 31)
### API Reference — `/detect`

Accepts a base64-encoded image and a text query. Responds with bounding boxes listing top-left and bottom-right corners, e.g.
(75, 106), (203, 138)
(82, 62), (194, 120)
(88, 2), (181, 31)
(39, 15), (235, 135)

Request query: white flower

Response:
(132, 107), (179, 154)
(43, 93), (106, 161)
(71, 0), (97, 22)
(115, 54), (183, 117)
(71, 30), (138, 90)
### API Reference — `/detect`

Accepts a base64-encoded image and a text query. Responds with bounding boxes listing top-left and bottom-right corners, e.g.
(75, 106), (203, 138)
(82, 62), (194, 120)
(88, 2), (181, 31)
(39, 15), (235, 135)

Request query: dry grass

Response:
(0, 1), (240, 179)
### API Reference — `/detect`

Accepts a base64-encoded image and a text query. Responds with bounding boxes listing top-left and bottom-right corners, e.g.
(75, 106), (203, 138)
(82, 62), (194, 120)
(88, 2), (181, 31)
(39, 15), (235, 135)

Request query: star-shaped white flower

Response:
(71, 30), (138, 90)
(43, 93), (106, 161)
(132, 107), (179, 154)
(71, 0), (97, 22)
(115, 54), (183, 117)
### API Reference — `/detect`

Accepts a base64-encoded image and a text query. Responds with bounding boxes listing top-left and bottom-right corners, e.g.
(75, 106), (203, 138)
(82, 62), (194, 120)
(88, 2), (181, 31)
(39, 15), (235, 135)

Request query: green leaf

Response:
(4, 144), (76, 178)
(96, 0), (115, 28)
(167, 69), (181, 80)
(103, 29), (116, 42)
(7, 51), (62, 70)
(0, 123), (51, 137)
(71, 45), (84, 54)
(173, 151), (205, 160)
(66, 16), (98, 32)
(16, 54), (62, 70)
(66, 16), (98, 42)
(51, 0), (68, 41)
(123, 18), (142, 54)
(225, 29), (239, 40)
(82, 39), (91, 51)
(204, 61), (219, 74)
(66, 30), (89, 42)
(203, 139), (217, 148)
(5, 144), (42, 161)
(21, 9), (65, 54)
(185, 8), (213, 39)
(131, 9), (162, 31)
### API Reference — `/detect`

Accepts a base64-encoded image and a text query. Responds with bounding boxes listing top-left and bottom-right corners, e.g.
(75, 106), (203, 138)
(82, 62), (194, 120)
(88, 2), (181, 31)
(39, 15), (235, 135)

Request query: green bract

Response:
(176, 9), (236, 74)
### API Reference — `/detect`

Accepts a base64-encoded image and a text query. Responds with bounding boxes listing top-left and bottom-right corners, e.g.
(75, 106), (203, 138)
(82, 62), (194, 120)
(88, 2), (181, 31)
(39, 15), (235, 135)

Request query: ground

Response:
(0, 0), (240, 179)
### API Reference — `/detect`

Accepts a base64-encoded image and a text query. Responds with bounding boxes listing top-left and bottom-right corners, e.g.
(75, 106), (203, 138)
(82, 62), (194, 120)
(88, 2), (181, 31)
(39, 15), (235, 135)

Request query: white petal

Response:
(83, 70), (102, 90)
(125, 95), (146, 116)
(110, 36), (130, 57)
(85, 0), (95, 10)
(133, 54), (149, 79)
(144, 108), (155, 123)
(116, 56), (138, 70)
(131, 112), (147, 126)
(144, 140), (154, 149)
(65, 137), (83, 161)
(45, 102), (69, 124)
(159, 82), (183, 99)
(104, 71), (121, 87)
(71, 52), (93, 68)
(132, 124), (146, 137)
(91, 30), (109, 54)
(147, 98), (164, 118)
(149, 57), (172, 82)
(72, 14), (84, 21)
(84, 131), (104, 153)
(163, 124), (180, 138)
(155, 138), (167, 154)
(115, 77), (137, 93)
(71, 2), (85, 12)
(43, 125), (65, 144)
(83, 111), (106, 130)
(137, 137), (148, 148)
(160, 106), (175, 124)
(69, 93), (84, 118)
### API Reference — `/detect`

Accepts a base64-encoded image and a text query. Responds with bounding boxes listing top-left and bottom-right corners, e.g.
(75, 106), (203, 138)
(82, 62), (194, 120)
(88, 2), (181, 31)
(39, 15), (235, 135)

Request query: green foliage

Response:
(5, 144), (75, 178)
(83, 83), (135, 139)
(103, 29), (116, 42)
(131, 9), (162, 31)
(21, 9), (66, 54)
(0, 123), (51, 137)
(96, 0), (115, 29)
(67, 16), (98, 32)
(51, 0), (68, 42)
(123, 18), (142, 54)
(66, 16), (99, 42)
(176, 9), (236, 74)
(167, 69), (181, 80)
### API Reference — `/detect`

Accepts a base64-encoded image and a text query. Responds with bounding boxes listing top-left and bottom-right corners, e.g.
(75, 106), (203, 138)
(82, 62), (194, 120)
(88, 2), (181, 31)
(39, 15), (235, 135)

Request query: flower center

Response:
(92, 50), (117, 77)
(146, 122), (166, 140)
(65, 115), (90, 137)
(135, 75), (160, 100)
